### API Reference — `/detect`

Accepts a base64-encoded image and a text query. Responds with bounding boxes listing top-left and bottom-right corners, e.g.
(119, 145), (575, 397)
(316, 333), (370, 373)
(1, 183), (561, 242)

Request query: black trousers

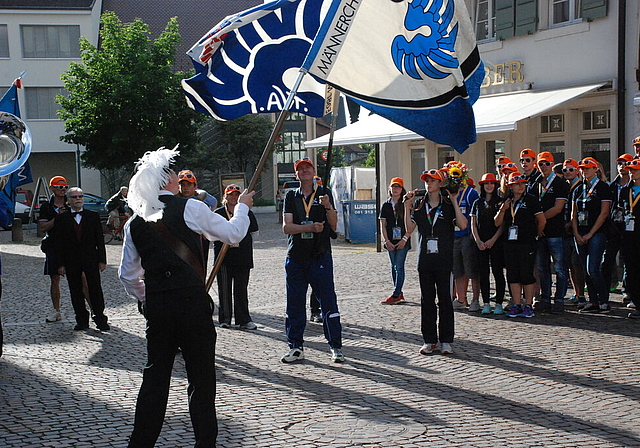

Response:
(217, 265), (252, 325)
(477, 244), (506, 304)
(66, 263), (106, 326)
(419, 268), (455, 344)
(128, 288), (218, 448)
(620, 237), (640, 308)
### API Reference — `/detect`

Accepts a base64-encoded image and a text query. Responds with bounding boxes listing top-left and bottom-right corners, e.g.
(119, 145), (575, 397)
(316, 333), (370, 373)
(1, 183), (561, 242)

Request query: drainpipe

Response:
(617, 0), (626, 156)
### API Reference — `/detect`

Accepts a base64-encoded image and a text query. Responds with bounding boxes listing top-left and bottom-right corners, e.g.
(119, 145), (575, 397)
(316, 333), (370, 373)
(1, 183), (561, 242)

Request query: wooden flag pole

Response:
(205, 70), (309, 292)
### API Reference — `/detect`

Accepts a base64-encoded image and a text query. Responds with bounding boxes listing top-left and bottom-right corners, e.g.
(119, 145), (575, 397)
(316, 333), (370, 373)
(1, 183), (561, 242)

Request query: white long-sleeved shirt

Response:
(118, 191), (250, 302)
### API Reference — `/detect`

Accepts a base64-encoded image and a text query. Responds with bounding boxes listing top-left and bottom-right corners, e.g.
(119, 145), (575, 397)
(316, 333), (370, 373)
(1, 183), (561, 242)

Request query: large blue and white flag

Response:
(303, 0), (483, 152)
(182, 0), (329, 120)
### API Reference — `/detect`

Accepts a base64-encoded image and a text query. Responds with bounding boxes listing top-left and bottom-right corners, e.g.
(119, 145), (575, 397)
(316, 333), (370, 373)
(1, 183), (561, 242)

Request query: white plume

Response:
(128, 146), (179, 222)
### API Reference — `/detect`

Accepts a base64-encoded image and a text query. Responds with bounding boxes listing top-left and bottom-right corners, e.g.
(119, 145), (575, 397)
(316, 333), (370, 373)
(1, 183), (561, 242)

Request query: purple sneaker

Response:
(507, 304), (522, 318)
(521, 305), (535, 318)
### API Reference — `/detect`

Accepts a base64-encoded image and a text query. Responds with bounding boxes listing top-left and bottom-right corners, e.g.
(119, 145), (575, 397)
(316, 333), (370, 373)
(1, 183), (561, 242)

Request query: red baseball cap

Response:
(537, 152), (554, 163)
(294, 157), (314, 170)
(49, 176), (68, 187)
(578, 157), (599, 169)
(388, 177), (404, 188)
(563, 158), (579, 169)
(616, 153), (634, 163)
(224, 184), (241, 194)
(633, 136), (640, 146)
(520, 148), (536, 159)
(508, 172), (528, 185)
(178, 170), (197, 184)
(626, 159), (640, 170)
(496, 156), (512, 165)
(479, 173), (499, 184)
(420, 169), (444, 182)
(501, 162), (518, 173)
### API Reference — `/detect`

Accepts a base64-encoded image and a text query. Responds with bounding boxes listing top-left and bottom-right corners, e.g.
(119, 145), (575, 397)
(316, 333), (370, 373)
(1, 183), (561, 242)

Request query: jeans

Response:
(387, 246), (409, 296)
(536, 237), (568, 303)
(575, 232), (608, 304)
(285, 254), (342, 349)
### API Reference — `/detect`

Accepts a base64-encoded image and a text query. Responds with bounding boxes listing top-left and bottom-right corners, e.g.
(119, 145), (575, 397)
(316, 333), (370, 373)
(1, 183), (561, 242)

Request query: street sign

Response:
(320, 149), (329, 161)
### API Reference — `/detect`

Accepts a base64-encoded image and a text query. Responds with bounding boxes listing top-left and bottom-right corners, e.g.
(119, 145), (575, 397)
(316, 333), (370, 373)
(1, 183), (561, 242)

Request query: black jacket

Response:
(54, 209), (107, 269)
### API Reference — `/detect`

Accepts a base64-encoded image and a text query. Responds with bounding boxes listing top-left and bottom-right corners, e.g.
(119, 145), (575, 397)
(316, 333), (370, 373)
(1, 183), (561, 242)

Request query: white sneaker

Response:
(281, 347), (304, 363)
(469, 300), (481, 312)
(627, 302), (636, 308)
(419, 343), (438, 355)
(239, 321), (257, 330)
(452, 300), (467, 310)
(440, 343), (453, 354)
(331, 348), (345, 363)
(46, 311), (62, 323)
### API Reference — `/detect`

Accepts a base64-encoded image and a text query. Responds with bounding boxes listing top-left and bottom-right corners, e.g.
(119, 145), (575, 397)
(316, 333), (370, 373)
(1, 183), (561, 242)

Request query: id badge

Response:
(625, 215), (635, 232)
(392, 226), (402, 240)
(613, 209), (624, 223)
(578, 211), (588, 226)
(426, 237), (438, 254)
(301, 220), (314, 239)
(508, 225), (519, 241)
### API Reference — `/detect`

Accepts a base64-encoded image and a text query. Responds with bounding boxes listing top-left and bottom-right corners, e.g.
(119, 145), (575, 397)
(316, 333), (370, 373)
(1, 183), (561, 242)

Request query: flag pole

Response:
(205, 69), (309, 292)
(322, 86), (340, 186)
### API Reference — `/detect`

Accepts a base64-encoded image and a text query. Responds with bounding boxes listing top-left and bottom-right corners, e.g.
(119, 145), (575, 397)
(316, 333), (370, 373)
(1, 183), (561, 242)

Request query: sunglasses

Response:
(509, 175), (527, 183)
(69, 195), (84, 199)
(617, 161), (630, 166)
(538, 161), (552, 167)
(562, 167), (576, 173)
(225, 185), (241, 192)
(520, 158), (533, 163)
(179, 173), (195, 180)
(501, 163), (517, 170)
(496, 163), (505, 169)
(51, 185), (69, 190)
(295, 157), (312, 164)
(628, 160), (640, 167)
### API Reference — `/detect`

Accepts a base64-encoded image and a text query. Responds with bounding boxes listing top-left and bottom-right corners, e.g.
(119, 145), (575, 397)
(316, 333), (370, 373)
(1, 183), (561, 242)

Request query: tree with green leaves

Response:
(57, 12), (204, 192)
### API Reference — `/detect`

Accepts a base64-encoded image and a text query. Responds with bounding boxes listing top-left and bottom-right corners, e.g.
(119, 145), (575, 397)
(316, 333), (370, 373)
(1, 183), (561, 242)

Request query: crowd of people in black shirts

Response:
(381, 136), (640, 355)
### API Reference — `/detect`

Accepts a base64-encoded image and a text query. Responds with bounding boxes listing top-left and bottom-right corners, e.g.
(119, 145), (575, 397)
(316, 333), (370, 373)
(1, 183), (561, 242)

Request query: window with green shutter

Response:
(495, 0), (515, 40)
(581, 0), (607, 21)
(515, 0), (537, 36)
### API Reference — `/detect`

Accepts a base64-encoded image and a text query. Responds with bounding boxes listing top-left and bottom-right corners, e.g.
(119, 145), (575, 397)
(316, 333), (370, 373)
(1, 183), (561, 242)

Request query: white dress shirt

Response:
(118, 191), (250, 302)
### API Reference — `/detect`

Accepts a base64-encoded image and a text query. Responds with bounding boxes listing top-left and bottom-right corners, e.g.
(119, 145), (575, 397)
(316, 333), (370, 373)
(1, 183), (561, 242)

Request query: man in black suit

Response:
(55, 187), (109, 331)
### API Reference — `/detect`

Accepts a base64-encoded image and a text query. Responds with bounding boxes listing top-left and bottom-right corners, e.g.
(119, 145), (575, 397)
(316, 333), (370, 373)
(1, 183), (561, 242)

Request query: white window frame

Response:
(475, 0), (497, 42)
(550, 0), (582, 27)
(25, 87), (66, 120)
(21, 25), (80, 59)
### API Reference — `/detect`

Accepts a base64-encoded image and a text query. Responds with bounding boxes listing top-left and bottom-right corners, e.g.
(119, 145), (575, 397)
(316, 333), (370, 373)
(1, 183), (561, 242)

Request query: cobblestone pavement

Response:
(1, 213), (639, 447)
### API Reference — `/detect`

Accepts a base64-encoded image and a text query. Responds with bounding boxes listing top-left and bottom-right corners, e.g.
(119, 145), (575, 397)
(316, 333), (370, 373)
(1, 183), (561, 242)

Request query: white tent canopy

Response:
(304, 83), (606, 148)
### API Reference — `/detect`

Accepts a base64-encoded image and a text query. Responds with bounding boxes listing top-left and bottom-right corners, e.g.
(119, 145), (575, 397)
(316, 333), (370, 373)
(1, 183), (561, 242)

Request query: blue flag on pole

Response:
(182, 0), (328, 120)
(0, 78), (33, 227)
(302, 0), (483, 153)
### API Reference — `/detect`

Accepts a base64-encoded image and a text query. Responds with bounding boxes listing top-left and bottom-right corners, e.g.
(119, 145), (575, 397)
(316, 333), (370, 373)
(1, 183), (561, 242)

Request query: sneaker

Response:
(239, 321), (257, 330)
(452, 300), (467, 310)
(579, 303), (600, 313)
(627, 302), (636, 309)
(566, 295), (579, 305)
(552, 302), (565, 313)
(469, 300), (481, 312)
(281, 347), (304, 363)
(440, 342), (453, 354)
(599, 303), (611, 314)
(330, 348), (345, 363)
(381, 294), (405, 305)
(481, 303), (492, 314)
(46, 311), (62, 323)
(533, 301), (552, 313)
(521, 305), (535, 318)
(419, 343), (438, 355)
(310, 313), (323, 323)
(493, 303), (505, 315)
(506, 304), (522, 318)
(627, 310), (640, 319)
(219, 322), (231, 329)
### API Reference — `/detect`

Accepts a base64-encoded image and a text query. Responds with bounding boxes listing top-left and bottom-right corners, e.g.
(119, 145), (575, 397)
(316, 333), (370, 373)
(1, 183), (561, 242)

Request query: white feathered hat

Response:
(128, 145), (179, 222)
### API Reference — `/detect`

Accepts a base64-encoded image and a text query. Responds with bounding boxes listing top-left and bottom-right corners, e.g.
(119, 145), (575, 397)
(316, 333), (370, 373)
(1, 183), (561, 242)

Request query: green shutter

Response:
(582, 0), (607, 21)
(514, 0), (537, 36)
(496, 0), (515, 40)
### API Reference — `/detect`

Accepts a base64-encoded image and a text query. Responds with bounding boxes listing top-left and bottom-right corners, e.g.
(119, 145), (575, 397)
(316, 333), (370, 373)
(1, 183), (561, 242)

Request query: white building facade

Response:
(0, 0), (103, 196)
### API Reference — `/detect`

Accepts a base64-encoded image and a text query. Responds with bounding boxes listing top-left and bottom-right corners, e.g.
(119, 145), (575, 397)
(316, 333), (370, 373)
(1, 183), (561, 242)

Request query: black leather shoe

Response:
(74, 323), (89, 331)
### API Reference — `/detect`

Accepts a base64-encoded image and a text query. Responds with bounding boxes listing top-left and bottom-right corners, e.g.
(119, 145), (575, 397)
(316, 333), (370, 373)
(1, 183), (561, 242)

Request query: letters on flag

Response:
(303, 0), (484, 152)
(182, 0), (329, 120)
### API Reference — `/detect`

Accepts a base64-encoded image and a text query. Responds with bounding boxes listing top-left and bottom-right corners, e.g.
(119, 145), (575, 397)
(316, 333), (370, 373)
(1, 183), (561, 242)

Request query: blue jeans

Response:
(285, 254), (342, 349)
(536, 237), (568, 303)
(387, 246), (409, 296)
(575, 232), (609, 304)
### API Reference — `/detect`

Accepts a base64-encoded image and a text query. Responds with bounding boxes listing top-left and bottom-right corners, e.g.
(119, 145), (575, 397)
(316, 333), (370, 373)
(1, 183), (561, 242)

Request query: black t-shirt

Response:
(411, 197), (457, 272)
(38, 196), (67, 239)
(213, 207), (259, 268)
(564, 178), (582, 227)
(379, 198), (411, 250)
(525, 170), (542, 193)
(502, 193), (542, 245)
(535, 174), (569, 238)
(571, 179), (613, 235)
(618, 185), (640, 241)
(284, 187), (335, 260)
(470, 194), (503, 242)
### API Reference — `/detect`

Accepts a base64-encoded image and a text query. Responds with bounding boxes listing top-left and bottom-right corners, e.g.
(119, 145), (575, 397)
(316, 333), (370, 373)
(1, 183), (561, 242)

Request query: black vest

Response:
(130, 195), (204, 294)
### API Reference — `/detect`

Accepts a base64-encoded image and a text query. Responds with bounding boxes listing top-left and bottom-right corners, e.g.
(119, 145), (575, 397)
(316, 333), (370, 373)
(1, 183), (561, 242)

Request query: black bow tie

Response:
(72, 210), (83, 216)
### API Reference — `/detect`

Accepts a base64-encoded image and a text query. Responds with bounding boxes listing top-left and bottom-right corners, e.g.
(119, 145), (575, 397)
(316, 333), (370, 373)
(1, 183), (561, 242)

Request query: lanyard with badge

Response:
(224, 207), (240, 247)
(508, 197), (525, 241)
(425, 199), (441, 253)
(538, 173), (556, 199)
(300, 188), (317, 239)
(625, 188), (640, 231)
(578, 178), (599, 226)
(454, 187), (466, 232)
(391, 200), (402, 240)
